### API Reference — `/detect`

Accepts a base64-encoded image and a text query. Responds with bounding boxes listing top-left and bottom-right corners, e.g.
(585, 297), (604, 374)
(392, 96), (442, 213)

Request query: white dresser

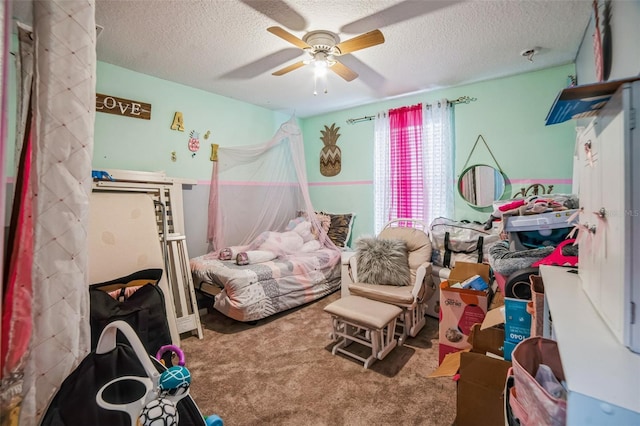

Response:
(538, 81), (640, 424)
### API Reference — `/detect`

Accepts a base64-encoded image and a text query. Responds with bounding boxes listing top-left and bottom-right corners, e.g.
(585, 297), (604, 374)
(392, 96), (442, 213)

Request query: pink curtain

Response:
(1, 8), (35, 424)
(1, 132), (33, 382)
(389, 104), (424, 220)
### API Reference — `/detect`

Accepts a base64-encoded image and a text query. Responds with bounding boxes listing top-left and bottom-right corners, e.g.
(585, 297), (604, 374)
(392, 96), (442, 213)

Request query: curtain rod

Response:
(345, 95), (478, 125)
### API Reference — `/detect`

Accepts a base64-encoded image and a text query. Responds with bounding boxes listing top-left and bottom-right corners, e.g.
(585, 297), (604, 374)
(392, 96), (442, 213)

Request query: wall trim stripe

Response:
(309, 180), (373, 186)
(191, 178), (571, 187)
(508, 178), (572, 184)
(193, 180), (375, 186)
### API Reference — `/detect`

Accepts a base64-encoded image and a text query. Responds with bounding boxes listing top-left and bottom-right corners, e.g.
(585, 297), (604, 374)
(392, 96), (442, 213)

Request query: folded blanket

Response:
(488, 241), (554, 276)
(236, 250), (277, 265)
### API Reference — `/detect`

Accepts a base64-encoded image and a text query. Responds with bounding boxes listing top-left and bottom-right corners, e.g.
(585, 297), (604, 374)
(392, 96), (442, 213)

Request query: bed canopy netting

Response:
(196, 117), (342, 321)
(208, 117), (339, 257)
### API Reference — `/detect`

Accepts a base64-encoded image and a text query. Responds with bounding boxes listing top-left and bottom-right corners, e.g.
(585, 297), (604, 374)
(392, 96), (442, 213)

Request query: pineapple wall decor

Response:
(320, 123), (342, 177)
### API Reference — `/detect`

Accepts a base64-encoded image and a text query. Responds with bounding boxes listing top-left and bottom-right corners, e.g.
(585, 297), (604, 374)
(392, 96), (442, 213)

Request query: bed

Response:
(191, 247), (341, 322)
(194, 119), (353, 322)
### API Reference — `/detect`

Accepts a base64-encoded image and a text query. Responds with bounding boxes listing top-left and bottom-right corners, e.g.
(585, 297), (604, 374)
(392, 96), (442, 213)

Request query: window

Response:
(374, 101), (454, 233)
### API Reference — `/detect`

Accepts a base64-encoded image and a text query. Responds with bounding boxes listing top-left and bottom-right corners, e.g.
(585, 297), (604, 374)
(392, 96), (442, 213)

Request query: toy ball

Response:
(205, 414), (224, 426)
(139, 398), (178, 426)
(159, 365), (191, 397)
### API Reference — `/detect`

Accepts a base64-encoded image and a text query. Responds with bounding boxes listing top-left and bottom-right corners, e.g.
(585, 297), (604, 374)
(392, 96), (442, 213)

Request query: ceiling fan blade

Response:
(340, 0), (463, 34)
(334, 29), (385, 55)
(267, 26), (311, 49)
(272, 60), (306, 76)
(220, 48), (302, 79)
(240, 0), (307, 31)
(338, 55), (387, 89)
(330, 60), (358, 82)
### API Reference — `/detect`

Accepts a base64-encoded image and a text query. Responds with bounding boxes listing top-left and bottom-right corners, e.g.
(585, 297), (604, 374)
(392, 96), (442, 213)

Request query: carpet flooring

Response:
(180, 291), (457, 426)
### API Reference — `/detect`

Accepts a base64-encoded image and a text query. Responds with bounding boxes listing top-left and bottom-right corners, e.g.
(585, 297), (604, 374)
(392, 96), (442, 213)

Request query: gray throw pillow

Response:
(355, 236), (411, 286)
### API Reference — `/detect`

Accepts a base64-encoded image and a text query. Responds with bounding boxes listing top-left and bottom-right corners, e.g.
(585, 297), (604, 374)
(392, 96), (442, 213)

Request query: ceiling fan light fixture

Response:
(267, 26), (381, 84)
(312, 51), (336, 78)
(314, 62), (328, 78)
(303, 30), (339, 52)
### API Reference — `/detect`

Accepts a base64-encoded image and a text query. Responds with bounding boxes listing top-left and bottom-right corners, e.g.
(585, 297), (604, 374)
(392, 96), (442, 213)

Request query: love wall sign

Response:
(96, 93), (151, 120)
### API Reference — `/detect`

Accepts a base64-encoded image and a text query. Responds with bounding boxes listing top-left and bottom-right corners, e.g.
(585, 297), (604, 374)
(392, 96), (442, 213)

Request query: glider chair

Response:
(347, 219), (436, 344)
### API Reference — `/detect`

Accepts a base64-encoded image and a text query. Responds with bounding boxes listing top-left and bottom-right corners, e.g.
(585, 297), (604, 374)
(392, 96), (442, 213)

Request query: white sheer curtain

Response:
(373, 100), (454, 234)
(424, 100), (454, 225)
(373, 111), (390, 234)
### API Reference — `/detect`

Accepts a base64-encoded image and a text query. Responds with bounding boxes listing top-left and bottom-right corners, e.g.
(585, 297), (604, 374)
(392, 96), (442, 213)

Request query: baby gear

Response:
(41, 321), (208, 426)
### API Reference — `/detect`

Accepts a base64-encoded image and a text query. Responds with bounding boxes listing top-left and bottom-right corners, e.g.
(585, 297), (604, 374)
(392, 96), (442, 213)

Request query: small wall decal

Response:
(189, 130), (200, 157)
(204, 130), (211, 140)
(171, 151), (177, 162)
(171, 112), (185, 131)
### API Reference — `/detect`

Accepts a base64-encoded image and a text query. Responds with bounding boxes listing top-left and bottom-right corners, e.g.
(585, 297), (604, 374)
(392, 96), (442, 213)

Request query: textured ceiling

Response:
(11, 0), (593, 117)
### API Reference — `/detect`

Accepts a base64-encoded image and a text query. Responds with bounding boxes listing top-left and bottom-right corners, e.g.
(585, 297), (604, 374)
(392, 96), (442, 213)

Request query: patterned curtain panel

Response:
(19, 1), (96, 424)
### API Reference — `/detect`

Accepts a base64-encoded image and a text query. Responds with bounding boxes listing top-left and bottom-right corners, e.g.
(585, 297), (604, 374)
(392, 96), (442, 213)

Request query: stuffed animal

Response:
(220, 219), (322, 265)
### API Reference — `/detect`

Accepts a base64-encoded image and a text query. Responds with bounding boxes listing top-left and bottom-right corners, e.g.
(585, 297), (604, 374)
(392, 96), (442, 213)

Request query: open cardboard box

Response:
(456, 350), (512, 426)
(438, 262), (493, 363)
(431, 323), (506, 377)
(481, 296), (532, 361)
(430, 323), (512, 426)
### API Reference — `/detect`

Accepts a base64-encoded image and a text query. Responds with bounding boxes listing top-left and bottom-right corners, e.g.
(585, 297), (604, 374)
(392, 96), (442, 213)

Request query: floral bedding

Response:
(190, 247), (341, 322)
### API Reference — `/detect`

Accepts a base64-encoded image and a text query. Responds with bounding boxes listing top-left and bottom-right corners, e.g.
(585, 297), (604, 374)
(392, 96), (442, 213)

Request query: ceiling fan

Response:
(267, 26), (385, 82)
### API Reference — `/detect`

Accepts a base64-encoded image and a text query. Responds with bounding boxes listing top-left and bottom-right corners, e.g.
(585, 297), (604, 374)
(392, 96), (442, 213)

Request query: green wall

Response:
(94, 62), (287, 180)
(6, 58), (577, 255)
(302, 64), (577, 241)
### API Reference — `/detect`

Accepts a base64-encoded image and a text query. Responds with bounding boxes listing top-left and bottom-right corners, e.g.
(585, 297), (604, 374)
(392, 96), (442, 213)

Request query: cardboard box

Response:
(438, 262), (492, 363)
(504, 297), (532, 343)
(458, 324), (511, 426)
(503, 340), (518, 362)
(430, 323), (507, 377)
(430, 323), (512, 426)
(467, 323), (505, 359)
(481, 297), (531, 361)
(455, 352), (512, 426)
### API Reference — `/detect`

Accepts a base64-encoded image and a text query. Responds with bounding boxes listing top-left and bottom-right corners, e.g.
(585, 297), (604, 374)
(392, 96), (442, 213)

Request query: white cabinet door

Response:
(595, 106), (627, 341)
(576, 123), (602, 309)
(578, 83), (637, 349)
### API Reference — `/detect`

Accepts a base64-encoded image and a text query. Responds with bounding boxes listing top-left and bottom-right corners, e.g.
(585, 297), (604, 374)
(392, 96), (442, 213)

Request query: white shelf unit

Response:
(540, 265), (640, 425)
(92, 169), (203, 340)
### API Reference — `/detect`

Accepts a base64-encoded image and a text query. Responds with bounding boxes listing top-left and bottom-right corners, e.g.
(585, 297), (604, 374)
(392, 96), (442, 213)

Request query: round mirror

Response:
(458, 164), (506, 208)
